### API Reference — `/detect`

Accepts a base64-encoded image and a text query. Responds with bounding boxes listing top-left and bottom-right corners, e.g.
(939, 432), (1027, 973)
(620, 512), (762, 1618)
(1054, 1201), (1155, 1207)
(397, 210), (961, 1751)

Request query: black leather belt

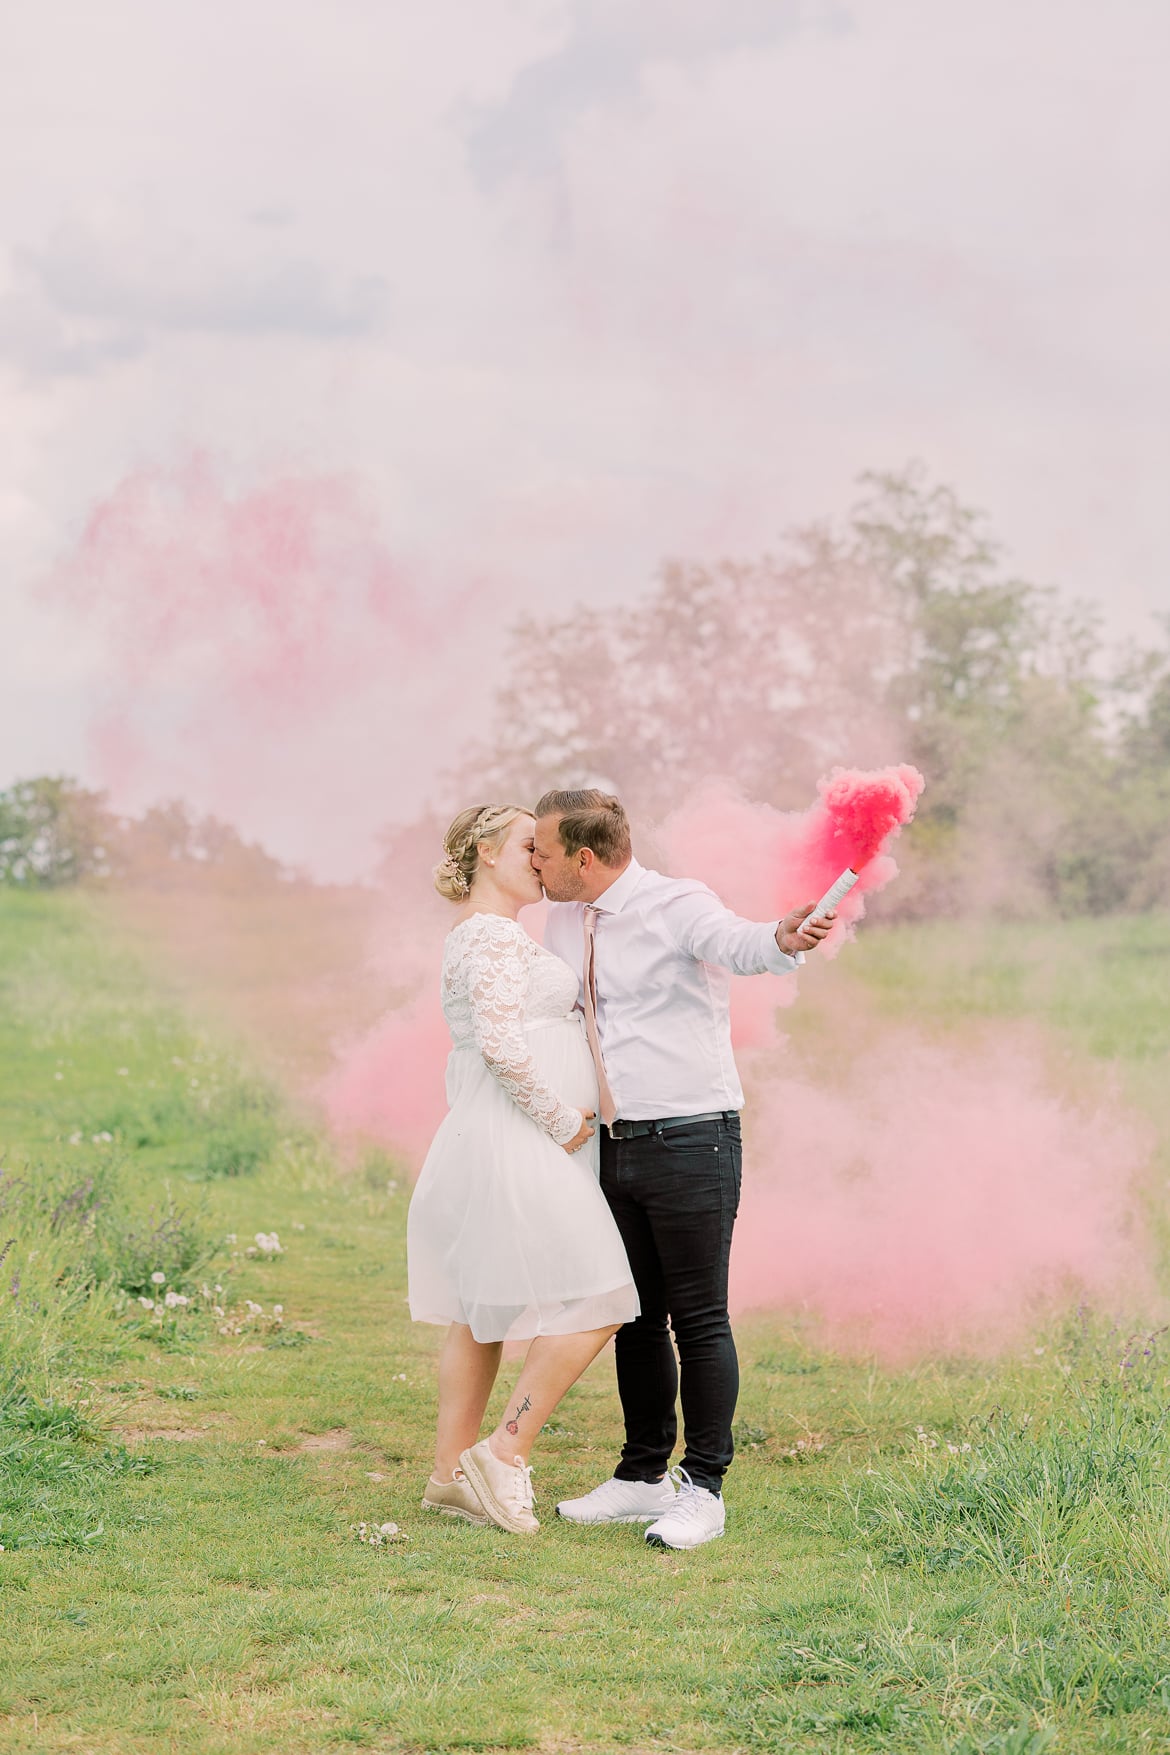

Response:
(606, 1110), (738, 1140)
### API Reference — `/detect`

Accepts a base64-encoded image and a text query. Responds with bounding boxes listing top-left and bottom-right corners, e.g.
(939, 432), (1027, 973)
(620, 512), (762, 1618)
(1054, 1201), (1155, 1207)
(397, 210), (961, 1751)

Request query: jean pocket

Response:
(657, 1123), (722, 1153)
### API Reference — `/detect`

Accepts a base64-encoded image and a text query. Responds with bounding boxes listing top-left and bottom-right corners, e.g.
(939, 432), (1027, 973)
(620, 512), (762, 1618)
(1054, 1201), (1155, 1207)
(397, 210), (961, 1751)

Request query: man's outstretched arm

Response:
(663, 886), (836, 976)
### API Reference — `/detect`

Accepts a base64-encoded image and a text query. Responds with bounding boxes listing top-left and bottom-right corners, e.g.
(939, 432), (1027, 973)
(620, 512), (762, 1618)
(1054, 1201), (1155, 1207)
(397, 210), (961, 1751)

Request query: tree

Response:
(0, 777), (114, 886)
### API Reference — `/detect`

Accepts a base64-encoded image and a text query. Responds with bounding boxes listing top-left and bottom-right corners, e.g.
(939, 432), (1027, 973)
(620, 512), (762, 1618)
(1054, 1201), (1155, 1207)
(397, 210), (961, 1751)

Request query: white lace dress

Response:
(407, 914), (639, 1342)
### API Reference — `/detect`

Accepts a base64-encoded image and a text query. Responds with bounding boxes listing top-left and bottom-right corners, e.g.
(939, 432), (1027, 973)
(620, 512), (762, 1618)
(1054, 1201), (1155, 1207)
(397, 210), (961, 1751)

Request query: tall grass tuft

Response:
(850, 1321), (1170, 1585)
(0, 1157), (222, 1403)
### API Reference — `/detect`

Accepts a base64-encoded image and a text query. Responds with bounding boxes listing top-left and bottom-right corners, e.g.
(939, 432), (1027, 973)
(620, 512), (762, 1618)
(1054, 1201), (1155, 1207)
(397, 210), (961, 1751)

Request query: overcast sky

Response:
(2, 0), (1167, 872)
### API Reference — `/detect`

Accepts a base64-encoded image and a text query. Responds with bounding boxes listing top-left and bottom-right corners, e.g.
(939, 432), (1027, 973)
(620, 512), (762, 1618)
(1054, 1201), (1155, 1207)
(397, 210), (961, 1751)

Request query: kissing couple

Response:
(406, 789), (834, 1551)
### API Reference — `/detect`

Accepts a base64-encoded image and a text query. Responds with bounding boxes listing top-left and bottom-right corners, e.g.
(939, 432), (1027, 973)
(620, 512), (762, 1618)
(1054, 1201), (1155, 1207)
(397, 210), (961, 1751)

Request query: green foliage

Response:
(90, 1187), (223, 1299)
(199, 1082), (280, 1179)
(0, 775), (113, 886)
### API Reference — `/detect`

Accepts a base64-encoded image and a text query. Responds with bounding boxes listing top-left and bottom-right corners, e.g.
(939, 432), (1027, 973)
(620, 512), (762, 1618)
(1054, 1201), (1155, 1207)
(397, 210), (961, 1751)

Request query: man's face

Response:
(532, 814), (586, 900)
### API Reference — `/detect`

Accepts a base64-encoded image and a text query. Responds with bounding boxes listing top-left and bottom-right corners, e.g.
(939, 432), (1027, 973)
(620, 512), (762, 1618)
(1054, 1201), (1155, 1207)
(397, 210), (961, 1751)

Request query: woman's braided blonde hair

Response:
(433, 803), (531, 901)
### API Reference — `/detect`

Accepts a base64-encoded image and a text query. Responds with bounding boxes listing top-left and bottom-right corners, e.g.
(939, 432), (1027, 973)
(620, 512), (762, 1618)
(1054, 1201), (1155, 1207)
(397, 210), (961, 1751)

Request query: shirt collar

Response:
(589, 857), (645, 914)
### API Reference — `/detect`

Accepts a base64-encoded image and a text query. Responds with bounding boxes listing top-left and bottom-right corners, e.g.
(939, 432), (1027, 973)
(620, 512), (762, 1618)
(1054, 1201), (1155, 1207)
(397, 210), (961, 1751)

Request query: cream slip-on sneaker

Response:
(458, 1440), (539, 1534)
(421, 1468), (489, 1526)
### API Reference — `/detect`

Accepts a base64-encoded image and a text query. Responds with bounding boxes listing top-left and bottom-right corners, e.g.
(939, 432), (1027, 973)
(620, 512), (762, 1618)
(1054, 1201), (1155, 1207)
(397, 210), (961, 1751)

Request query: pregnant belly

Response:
(447, 1017), (598, 1113)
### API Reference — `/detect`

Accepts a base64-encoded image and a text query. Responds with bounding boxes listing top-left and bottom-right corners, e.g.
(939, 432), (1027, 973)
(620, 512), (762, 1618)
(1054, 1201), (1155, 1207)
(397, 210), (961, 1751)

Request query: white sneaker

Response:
(556, 1473), (677, 1524)
(644, 1469), (725, 1550)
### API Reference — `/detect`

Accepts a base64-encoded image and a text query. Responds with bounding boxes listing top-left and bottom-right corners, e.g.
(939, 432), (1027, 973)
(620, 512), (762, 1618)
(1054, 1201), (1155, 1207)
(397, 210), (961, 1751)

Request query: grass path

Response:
(1, 893), (1169, 1754)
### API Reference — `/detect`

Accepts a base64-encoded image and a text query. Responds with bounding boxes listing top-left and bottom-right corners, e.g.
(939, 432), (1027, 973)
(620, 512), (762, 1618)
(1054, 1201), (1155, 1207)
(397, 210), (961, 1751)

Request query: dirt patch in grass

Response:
(296, 1428), (352, 1452)
(113, 1425), (214, 1442)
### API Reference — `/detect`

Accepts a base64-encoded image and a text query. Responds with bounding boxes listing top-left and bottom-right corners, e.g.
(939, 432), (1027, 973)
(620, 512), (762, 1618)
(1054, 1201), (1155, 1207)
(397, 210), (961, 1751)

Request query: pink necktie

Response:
(582, 905), (617, 1126)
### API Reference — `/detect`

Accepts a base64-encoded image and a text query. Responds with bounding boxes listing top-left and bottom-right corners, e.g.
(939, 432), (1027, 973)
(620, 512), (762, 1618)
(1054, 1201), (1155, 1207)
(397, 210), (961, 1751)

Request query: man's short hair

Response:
(535, 788), (631, 867)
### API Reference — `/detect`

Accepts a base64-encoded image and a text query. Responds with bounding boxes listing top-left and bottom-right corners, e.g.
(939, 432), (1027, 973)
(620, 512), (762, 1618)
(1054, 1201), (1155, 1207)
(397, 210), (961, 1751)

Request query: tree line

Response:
(0, 779), (291, 891)
(466, 466), (1170, 918)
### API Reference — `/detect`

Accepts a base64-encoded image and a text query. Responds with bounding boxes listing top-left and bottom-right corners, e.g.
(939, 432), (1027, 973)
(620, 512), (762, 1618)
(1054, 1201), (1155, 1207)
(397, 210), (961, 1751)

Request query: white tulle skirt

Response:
(407, 1016), (639, 1342)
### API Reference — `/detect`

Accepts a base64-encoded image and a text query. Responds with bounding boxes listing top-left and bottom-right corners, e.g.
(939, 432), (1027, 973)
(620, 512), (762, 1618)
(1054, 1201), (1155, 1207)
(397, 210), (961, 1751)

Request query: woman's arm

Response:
(465, 925), (584, 1145)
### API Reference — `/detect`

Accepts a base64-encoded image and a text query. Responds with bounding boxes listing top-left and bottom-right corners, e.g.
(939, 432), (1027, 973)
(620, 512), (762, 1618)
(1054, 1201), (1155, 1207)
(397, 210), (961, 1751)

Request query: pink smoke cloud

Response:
(323, 989), (451, 1166)
(659, 765), (924, 955)
(815, 763), (926, 873)
(43, 455), (467, 873)
(732, 1036), (1157, 1359)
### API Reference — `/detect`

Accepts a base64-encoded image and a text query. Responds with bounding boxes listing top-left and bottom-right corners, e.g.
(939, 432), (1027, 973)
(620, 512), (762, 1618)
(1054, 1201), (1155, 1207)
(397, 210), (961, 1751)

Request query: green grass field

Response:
(2, 890), (1169, 1755)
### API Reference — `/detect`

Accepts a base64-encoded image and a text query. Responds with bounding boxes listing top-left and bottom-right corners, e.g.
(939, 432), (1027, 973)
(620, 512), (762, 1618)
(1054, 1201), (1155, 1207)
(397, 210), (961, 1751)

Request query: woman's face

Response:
(486, 814), (543, 906)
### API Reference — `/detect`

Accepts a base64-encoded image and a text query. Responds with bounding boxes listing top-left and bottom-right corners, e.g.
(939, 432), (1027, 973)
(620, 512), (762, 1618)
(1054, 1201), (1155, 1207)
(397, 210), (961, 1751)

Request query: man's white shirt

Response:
(543, 858), (799, 1122)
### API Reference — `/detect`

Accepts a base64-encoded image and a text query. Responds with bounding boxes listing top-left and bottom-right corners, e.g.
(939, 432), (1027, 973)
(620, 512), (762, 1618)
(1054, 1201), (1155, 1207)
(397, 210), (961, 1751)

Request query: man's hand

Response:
(777, 902), (836, 956)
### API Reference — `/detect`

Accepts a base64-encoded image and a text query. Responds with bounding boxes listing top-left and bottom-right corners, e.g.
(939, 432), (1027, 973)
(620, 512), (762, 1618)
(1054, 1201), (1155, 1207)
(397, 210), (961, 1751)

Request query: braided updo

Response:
(433, 803), (531, 901)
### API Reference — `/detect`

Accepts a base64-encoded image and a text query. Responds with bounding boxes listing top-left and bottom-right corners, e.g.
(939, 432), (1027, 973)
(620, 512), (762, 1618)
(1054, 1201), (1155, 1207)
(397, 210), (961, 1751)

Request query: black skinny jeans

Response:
(600, 1113), (742, 1494)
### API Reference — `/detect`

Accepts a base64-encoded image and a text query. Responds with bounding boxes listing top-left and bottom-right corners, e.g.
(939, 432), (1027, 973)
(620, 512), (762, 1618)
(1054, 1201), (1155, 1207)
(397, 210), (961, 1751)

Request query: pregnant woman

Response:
(407, 803), (638, 1534)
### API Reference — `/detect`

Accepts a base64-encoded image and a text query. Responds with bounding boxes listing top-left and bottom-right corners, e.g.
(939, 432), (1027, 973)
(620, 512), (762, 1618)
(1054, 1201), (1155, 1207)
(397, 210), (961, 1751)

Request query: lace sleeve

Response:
(463, 922), (582, 1146)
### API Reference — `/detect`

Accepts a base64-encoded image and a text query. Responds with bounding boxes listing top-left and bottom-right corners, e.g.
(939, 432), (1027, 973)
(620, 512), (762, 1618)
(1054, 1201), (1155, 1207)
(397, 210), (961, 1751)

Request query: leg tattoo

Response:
(504, 1392), (532, 1436)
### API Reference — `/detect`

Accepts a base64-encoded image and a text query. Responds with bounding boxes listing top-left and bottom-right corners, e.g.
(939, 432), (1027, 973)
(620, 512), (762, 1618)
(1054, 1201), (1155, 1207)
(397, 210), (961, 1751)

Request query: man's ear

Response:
(578, 847), (595, 876)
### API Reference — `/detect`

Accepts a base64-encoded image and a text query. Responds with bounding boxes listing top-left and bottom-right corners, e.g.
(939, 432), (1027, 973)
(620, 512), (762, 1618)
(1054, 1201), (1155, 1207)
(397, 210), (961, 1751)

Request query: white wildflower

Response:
(351, 1520), (406, 1547)
(163, 1291), (188, 1308)
(117, 1067), (129, 1076)
(151, 1271), (167, 1286)
(273, 1304), (283, 1317)
(138, 1297), (155, 1311)
(253, 1232), (282, 1255)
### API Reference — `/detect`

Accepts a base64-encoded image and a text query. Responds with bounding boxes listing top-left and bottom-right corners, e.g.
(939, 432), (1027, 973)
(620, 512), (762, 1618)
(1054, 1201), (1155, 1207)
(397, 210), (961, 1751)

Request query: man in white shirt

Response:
(532, 787), (833, 1550)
